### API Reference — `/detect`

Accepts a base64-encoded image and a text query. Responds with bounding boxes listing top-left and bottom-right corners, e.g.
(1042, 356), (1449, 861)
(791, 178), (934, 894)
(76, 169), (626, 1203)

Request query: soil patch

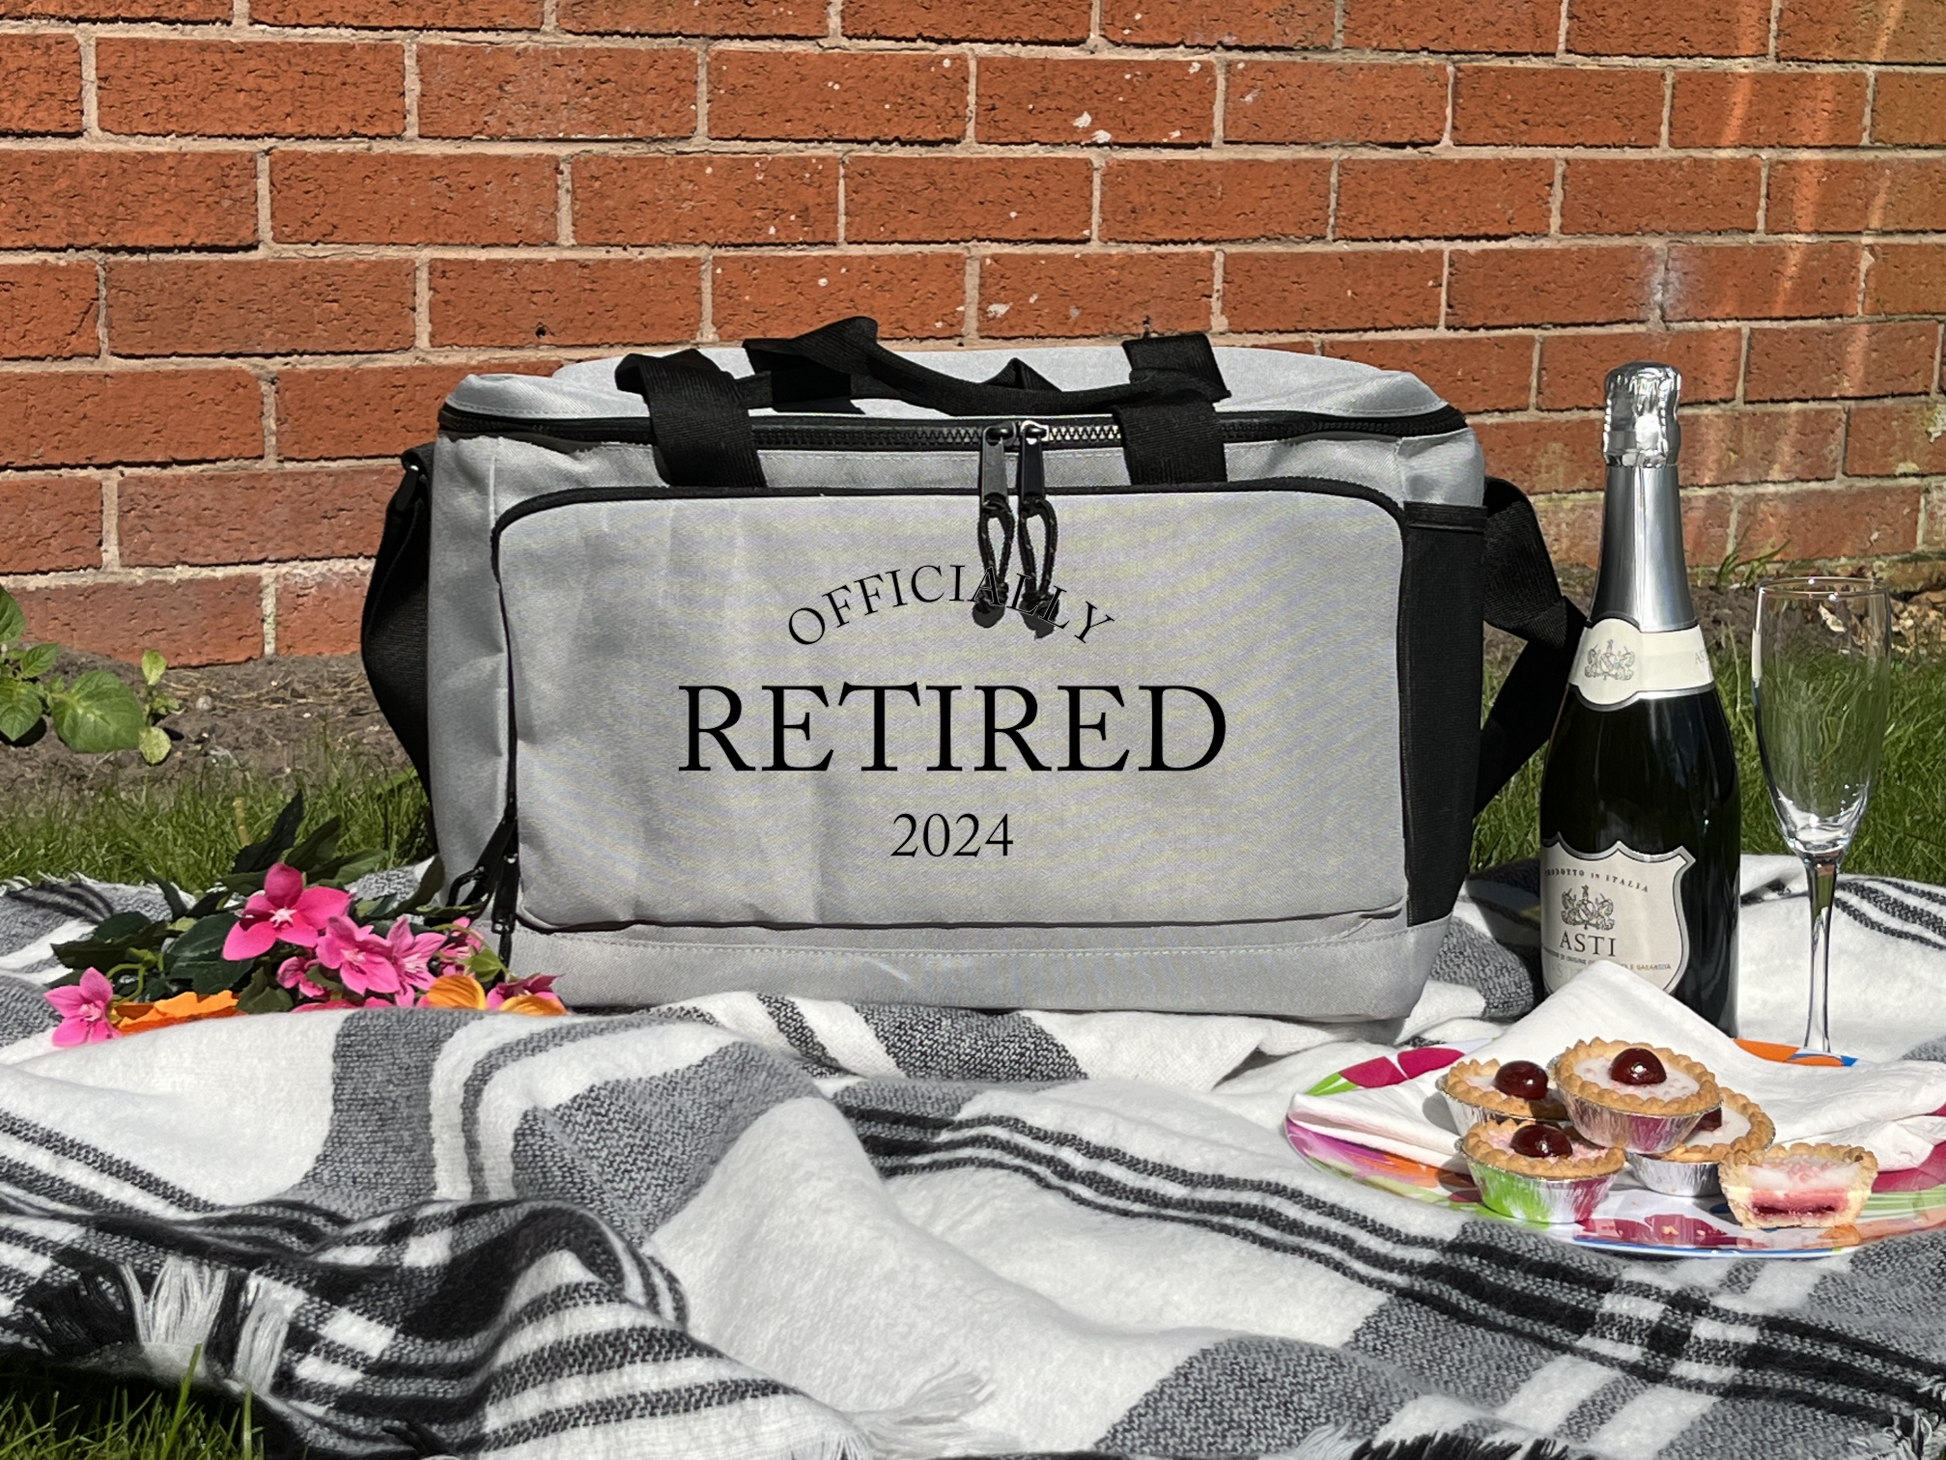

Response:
(0, 651), (409, 802)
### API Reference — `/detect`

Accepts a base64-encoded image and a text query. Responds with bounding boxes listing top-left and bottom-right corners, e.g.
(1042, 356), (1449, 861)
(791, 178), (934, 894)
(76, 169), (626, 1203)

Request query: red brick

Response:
(96, 39), (403, 139)
(1864, 244), (1946, 316)
(709, 50), (963, 143)
(1662, 243), (1865, 322)
(1472, 415), (1605, 494)
(429, 258), (701, 347)
(1669, 70), (1867, 147)
(419, 44), (694, 140)
(848, 0), (1091, 41)
(274, 569), (367, 657)
(275, 360), (551, 462)
(849, 156), (1091, 243)
(254, 0), (541, 26)
(1453, 65), (1663, 146)
(271, 151), (557, 245)
(6, 576), (264, 666)
(1538, 328), (1744, 409)
(1447, 247), (1656, 328)
(1874, 72), (1946, 146)
(978, 57), (1214, 146)
(0, 477), (101, 573)
(1846, 401), (1946, 477)
(1745, 322), (1938, 402)
(1320, 335), (1535, 413)
(119, 466), (397, 567)
(1560, 158), (1761, 236)
(1767, 159), (1946, 235)
(1344, 0), (1557, 52)
(1738, 485), (1922, 560)
(1567, 0), (1770, 55)
(1226, 60), (1446, 145)
(106, 259), (415, 357)
(0, 34), (80, 135)
(571, 154), (835, 245)
(1535, 489), (1730, 566)
(1778, 0), (1946, 61)
(1103, 0), (1331, 47)
(558, 0), (821, 35)
(711, 252), (965, 339)
(1683, 405), (1844, 485)
(1221, 249), (1442, 333)
(1100, 159), (1328, 243)
(978, 251), (1211, 338)
(1337, 158), (1552, 241)
(0, 370), (260, 469)
(0, 262), (97, 360)
(0, 150), (254, 248)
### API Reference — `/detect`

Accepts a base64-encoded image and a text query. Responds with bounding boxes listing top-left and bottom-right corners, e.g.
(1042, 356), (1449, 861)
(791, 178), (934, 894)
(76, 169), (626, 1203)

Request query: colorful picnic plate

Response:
(1285, 1039), (1946, 1258)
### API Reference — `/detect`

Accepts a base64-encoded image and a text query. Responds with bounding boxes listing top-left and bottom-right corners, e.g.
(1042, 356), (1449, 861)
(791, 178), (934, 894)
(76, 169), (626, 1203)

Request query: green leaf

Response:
(140, 649), (166, 688)
(158, 881), (192, 920)
(93, 911), (156, 943)
(0, 676), (45, 744)
(163, 912), (240, 973)
(47, 670), (144, 754)
(237, 978), (293, 1014)
(14, 643), (56, 681)
(283, 816), (343, 876)
(182, 959), (251, 997)
(233, 792), (306, 875)
(139, 724), (171, 765)
(0, 589), (22, 647)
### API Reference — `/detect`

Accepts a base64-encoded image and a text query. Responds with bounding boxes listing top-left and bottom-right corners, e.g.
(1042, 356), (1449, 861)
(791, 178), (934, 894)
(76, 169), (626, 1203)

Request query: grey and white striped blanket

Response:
(1, 855), (1945, 1459)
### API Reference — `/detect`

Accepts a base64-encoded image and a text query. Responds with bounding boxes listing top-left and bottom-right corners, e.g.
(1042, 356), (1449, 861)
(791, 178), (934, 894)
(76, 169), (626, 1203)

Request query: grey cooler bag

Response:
(364, 317), (1581, 1018)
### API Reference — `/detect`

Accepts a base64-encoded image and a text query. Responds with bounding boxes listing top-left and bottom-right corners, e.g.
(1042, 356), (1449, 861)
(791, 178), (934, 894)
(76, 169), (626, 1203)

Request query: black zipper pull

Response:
(450, 803), (521, 964)
(1013, 420), (1060, 638)
(971, 423), (1015, 629)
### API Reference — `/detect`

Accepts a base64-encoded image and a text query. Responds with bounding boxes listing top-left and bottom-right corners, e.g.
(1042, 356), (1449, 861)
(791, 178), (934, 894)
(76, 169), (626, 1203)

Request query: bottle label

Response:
(1569, 620), (1713, 708)
(1541, 837), (1695, 994)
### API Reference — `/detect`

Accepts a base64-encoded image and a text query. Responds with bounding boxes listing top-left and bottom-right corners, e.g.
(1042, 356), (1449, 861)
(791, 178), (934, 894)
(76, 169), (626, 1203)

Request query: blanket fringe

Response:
(125, 1255), (228, 1381)
(848, 1367), (1015, 1459)
(1349, 1434), (1578, 1460)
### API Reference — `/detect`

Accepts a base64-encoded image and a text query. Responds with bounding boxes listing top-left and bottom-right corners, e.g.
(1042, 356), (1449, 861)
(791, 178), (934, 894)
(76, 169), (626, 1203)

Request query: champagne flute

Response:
(1751, 577), (1891, 1053)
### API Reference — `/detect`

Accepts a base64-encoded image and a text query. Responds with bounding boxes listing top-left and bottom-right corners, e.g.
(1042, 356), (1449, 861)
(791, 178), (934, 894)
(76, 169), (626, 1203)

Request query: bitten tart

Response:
(1551, 1039), (1720, 1154)
(1625, 1089), (1774, 1197)
(1436, 1057), (1569, 1133)
(1462, 1119), (1625, 1224)
(1719, 1143), (1877, 1230)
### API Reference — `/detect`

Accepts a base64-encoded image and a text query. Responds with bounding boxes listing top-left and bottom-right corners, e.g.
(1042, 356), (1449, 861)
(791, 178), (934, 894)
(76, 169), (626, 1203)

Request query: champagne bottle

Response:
(1538, 362), (1740, 1033)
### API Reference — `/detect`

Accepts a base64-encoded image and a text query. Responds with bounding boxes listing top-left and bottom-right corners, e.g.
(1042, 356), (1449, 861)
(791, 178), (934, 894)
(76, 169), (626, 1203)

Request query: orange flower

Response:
(495, 992), (567, 1018)
(419, 973), (488, 1010)
(112, 989), (241, 1035)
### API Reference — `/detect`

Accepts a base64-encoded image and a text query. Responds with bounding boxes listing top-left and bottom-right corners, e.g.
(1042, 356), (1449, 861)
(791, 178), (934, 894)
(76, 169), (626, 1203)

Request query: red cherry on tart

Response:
(1510, 1123), (1574, 1160)
(1609, 1047), (1667, 1086)
(1494, 1061), (1550, 1101)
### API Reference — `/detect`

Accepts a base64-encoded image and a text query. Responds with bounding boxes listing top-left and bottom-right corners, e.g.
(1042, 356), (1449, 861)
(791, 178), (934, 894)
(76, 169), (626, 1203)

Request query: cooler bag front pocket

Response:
(492, 481), (1408, 935)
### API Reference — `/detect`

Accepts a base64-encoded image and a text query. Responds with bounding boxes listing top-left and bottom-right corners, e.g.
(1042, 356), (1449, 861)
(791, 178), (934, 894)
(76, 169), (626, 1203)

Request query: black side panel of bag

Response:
(361, 444), (435, 801)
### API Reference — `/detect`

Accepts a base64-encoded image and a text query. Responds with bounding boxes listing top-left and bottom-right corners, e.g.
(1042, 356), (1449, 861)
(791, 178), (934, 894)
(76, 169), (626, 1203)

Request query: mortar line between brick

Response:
(699, 250), (715, 340)
(962, 251), (978, 341)
(1210, 52), (1226, 145)
(1735, 325), (1750, 404)
(825, 0), (841, 42)
(963, 48), (976, 143)
(1437, 248), (1449, 329)
(1090, 0), (1103, 46)
(403, 38), (420, 139)
(261, 575), (277, 656)
(1659, 69), (1672, 149)
(259, 370), (278, 465)
(1861, 69), (1877, 147)
(92, 254), (108, 358)
(233, 0), (247, 24)
(1089, 155), (1102, 243)
(77, 30), (98, 139)
(835, 150), (847, 246)
(254, 150), (273, 250)
(1548, 158), (1563, 235)
(1210, 250), (1224, 333)
(694, 40), (710, 141)
(1754, 155), (1769, 233)
(1526, 334), (1540, 410)
(415, 258), (431, 350)
(1443, 64), (1454, 146)
(542, 0), (558, 31)
(100, 473), (120, 571)
(1555, 0), (1570, 56)
(1325, 158), (1338, 242)
(1766, 0), (1781, 61)
(557, 157), (573, 246)
(1333, 0), (1345, 49)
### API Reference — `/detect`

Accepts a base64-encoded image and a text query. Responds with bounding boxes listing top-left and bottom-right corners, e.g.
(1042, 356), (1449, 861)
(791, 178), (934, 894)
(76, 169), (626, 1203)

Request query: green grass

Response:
(0, 751), (431, 890)
(0, 1358), (263, 1460)
(1473, 647), (1946, 882)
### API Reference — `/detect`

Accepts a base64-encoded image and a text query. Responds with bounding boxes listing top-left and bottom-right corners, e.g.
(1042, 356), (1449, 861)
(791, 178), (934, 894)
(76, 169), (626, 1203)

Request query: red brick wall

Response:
(2, 0), (1942, 664)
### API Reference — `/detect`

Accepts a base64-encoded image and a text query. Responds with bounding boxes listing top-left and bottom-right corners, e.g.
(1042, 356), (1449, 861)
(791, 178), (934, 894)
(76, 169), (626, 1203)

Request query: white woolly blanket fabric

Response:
(0, 856), (1943, 1460)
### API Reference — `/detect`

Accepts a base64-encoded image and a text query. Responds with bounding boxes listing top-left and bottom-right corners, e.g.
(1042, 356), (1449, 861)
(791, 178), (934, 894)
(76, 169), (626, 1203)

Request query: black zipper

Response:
(438, 403), (1467, 451)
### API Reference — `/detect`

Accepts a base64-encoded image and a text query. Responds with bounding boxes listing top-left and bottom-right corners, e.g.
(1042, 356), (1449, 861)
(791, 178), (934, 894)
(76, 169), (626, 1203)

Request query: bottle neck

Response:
(1589, 460), (1698, 633)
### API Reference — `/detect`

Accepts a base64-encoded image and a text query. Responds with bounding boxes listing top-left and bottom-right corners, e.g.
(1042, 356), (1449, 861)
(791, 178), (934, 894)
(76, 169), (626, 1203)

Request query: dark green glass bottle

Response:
(1538, 363), (1740, 1034)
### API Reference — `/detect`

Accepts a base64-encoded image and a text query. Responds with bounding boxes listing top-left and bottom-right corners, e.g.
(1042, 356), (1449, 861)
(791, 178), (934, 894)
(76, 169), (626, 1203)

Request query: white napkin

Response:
(1286, 960), (1946, 1172)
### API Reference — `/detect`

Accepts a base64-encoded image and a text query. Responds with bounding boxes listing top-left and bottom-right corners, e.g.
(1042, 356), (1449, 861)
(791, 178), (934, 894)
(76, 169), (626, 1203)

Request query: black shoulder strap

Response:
(1474, 476), (1586, 814)
(361, 444), (436, 798)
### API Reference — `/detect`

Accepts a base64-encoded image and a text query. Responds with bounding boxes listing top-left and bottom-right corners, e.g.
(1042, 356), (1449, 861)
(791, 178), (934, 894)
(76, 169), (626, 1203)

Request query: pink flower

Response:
(47, 969), (121, 1047)
(384, 920), (449, 992)
(223, 864), (352, 961)
(439, 918), (485, 968)
(313, 916), (405, 997)
(486, 974), (559, 1010)
(276, 955), (327, 1001)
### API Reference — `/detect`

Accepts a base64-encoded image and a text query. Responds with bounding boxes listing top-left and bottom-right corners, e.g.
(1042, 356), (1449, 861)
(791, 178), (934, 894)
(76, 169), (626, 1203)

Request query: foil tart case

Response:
(1560, 1087), (1712, 1155)
(1466, 1159), (1616, 1225)
(1626, 1150), (1723, 1197)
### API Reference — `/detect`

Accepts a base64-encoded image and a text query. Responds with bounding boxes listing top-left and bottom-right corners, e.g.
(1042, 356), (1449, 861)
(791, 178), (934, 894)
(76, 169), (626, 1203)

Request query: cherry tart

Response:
(1718, 1143), (1877, 1230)
(1461, 1119), (1624, 1225)
(1550, 1038), (1720, 1154)
(1436, 1057), (1569, 1133)
(1625, 1089), (1774, 1197)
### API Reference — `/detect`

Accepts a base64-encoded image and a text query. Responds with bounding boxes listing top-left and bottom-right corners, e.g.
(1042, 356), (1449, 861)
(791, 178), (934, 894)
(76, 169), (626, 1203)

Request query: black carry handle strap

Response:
(614, 349), (766, 490)
(1474, 475), (1587, 814)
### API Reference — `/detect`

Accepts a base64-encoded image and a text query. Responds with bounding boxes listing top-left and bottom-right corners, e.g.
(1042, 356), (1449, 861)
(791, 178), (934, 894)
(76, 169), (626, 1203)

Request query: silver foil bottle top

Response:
(1603, 362), (1682, 468)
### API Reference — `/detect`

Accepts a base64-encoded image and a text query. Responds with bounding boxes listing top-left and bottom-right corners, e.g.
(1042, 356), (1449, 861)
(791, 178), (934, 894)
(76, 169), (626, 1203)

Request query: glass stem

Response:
(1802, 852), (1843, 1054)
